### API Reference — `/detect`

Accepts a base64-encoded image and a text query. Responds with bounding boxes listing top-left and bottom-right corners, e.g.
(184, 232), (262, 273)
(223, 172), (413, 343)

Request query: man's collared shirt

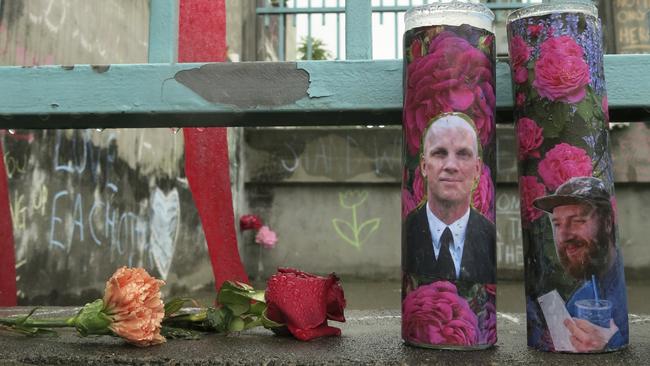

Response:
(425, 204), (470, 278)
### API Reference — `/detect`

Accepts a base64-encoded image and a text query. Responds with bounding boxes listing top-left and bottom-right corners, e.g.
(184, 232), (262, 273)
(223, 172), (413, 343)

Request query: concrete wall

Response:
(243, 124), (650, 280)
(0, 0), (222, 305)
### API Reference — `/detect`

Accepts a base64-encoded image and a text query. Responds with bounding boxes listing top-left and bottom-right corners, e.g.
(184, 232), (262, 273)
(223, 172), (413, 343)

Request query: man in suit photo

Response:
(403, 113), (496, 284)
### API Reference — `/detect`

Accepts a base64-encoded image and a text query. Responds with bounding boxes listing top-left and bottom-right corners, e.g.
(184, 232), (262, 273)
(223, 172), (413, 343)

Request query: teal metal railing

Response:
(256, 0), (544, 61)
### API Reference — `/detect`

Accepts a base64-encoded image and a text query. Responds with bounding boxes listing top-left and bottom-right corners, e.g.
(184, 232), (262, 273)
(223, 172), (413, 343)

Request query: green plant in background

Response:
(332, 190), (381, 249)
(298, 36), (332, 60)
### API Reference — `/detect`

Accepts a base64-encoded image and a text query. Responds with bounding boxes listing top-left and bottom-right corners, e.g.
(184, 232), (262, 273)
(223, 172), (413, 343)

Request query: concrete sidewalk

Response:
(1, 308), (649, 365)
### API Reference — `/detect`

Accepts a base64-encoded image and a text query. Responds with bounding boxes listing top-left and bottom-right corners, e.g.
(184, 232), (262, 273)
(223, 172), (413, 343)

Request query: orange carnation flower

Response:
(103, 267), (166, 347)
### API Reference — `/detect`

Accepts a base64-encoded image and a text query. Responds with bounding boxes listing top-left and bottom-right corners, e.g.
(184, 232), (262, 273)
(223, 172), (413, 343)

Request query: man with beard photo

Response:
(534, 176), (628, 351)
(403, 113), (495, 284)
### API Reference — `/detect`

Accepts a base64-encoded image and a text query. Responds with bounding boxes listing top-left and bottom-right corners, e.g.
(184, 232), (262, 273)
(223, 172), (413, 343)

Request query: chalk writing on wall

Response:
(496, 190), (524, 269)
(332, 190), (381, 249)
(612, 0), (650, 53)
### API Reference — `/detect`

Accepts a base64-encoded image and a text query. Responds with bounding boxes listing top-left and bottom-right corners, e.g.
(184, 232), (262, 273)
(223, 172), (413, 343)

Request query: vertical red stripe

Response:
(0, 143), (17, 306)
(179, 0), (249, 291)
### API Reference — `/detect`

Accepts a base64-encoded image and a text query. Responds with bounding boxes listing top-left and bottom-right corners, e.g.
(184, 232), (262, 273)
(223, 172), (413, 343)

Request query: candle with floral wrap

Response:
(402, 2), (496, 350)
(507, 2), (629, 353)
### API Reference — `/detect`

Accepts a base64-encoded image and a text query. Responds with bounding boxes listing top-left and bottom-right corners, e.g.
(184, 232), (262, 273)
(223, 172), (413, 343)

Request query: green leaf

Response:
(164, 297), (194, 318)
(206, 307), (229, 333)
(249, 302), (266, 316)
(227, 303), (250, 317)
(217, 289), (249, 306)
(161, 326), (202, 340)
(220, 281), (254, 293)
(243, 318), (263, 330)
(228, 317), (245, 332)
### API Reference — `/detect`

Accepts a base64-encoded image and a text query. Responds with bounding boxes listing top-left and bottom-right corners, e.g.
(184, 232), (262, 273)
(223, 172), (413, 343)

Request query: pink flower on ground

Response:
(520, 176), (546, 223)
(509, 36), (532, 84)
(103, 267), (166, 347)
(538, 143), (593, 191)
(255, 225), (278, 249)
(534, 36), (590, 103)
(517, 117), (544, 160)
(472, 164), (495, 223)
(403, 32), (494, 155)
(516, 92), (526, 107)
(478, 299), (497, 344)
(402, 281), (479, 346)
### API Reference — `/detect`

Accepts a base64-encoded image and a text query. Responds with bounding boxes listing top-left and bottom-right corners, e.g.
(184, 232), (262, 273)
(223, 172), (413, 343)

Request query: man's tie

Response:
(438, 227), (457, 280)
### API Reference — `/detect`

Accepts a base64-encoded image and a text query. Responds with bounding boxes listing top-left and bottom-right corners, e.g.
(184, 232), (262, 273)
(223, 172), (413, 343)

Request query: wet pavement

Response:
(1, 307), (650, 365)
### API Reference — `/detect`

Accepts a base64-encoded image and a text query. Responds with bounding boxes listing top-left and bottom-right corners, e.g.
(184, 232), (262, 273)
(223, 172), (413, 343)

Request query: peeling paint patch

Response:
(91, 65), (110, 73)
(174, 63), (309, 107)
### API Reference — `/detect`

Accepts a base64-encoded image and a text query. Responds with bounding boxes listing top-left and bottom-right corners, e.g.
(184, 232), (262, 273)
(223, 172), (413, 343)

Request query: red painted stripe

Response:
(179, 0), (249, 291)
(0, 142), (17, 306)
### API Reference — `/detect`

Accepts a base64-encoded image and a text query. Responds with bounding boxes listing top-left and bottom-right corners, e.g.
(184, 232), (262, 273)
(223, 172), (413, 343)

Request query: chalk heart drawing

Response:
(149, 187), (180, 280)
(332, 190), (381, 249)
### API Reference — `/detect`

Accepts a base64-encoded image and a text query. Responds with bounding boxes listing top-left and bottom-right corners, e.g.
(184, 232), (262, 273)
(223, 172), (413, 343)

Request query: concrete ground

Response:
(1, 307), (650, 365)
(2, 281), (650, 365)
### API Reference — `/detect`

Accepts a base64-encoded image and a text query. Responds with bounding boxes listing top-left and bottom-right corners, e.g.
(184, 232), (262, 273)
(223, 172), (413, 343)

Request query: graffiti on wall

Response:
(332, 190), (381, 249)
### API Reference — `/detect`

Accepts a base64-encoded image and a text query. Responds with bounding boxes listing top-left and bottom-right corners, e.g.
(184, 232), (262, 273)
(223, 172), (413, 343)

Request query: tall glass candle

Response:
(507, 2), (629, 353)
(402, 2), (497, 350)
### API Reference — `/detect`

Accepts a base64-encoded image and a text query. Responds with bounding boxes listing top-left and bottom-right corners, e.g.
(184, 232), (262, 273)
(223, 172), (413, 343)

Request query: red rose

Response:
(517, 117), (544, 160)
(265, 268), (346, 341)
(520, 176), (546, 223)
(533, 36), (590, 103)
(404, 31), (494, 155)
(509, 36), (531, 85)
(516, 92), (526, 107)
(472, 164), (495, 223)
(239, 214), (263, 231)
(538, 143), (593, 191)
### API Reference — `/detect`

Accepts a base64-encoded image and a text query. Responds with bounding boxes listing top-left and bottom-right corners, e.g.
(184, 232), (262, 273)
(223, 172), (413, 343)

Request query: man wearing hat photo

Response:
(533, 176), (628, 351)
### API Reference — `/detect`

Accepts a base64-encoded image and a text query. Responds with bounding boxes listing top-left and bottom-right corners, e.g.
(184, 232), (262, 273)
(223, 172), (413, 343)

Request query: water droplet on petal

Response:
(95, 128), (105, 132)
(8, 129), (15, 135)
(196, 127), (205, 132)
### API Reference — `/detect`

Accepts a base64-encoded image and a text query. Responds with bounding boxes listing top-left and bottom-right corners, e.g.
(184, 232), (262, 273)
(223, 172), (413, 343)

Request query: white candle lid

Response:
(405, 1), (495, 33)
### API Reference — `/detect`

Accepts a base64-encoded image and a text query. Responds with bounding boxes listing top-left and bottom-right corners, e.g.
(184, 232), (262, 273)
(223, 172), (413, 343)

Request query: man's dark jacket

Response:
(403, 204), (496, 284)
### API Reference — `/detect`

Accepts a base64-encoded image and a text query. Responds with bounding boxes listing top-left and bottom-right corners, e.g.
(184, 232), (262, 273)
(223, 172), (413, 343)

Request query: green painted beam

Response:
(345, 0), (372, 60)
(148, 0), (178, 64)
(0, 55), (648, 128)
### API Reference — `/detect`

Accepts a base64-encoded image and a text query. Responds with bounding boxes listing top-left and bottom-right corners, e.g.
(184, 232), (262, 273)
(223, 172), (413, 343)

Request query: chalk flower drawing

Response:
(332, 190), (381, 249)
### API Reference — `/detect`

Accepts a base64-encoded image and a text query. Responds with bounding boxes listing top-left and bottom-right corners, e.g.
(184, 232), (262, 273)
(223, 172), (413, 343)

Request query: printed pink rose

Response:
(402, 281), (479, 346)
(602, 95), (610, 126)
(402, 168), (425, 218)
(517, 117), (544, 160)
(478, 299), (497, 345)
(538, 143), (593, 191)
(411, 39), (423, 61)
(528, 25), (543, 38)
(533, 37), (590, 103)
(472, 164), (495, 223)
(404, 31), (494, 155)
(516, 92), (526, 107)
(520, 176), (546, 223)
(509, 36), (531, 84)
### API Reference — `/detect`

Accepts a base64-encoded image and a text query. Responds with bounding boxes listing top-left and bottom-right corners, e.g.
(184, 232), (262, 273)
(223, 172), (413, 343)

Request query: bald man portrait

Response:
(403, 113), (496, 284)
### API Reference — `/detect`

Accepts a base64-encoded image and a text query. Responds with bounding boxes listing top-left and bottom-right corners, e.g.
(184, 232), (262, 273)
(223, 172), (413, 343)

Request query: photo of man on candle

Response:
(534, 177), (628, 351)
(403, 113), (495, 284)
